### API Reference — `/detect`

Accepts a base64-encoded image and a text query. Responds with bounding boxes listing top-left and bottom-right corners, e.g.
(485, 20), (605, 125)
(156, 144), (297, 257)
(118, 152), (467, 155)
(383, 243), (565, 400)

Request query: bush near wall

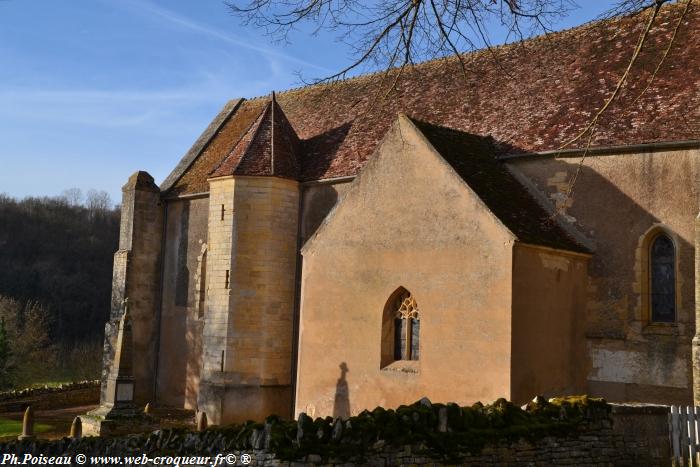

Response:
(0, 396), (670, 465)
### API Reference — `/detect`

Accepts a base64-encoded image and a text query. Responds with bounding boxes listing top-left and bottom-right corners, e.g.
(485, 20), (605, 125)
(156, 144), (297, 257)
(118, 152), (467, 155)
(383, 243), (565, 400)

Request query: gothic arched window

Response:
(650, 233), (675, 323)
(393, 292), (420, 361)
(381, 288), (420, 368)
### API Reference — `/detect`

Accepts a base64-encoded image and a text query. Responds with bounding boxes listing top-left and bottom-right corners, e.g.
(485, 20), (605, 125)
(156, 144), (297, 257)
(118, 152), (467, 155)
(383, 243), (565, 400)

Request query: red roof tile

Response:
(166, 2), (700, 193)
(210, 94), (301, 179)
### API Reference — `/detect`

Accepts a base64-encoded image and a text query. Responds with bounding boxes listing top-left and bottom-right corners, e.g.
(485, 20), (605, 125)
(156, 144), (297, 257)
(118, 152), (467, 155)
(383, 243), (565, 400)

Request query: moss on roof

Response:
(166, 2), (699, 194)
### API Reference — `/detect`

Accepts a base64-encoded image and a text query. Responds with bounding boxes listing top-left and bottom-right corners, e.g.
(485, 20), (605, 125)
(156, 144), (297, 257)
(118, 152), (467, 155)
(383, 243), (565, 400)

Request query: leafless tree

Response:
(228, 0), (679, 83)
(86, 189), (112, 214)
(60, 188), (83, 207)
(228, 0), (691, 213)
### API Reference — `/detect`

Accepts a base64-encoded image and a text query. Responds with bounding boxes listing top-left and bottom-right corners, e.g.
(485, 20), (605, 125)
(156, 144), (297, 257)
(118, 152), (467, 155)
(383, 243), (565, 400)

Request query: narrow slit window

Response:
(220, 204), (225, 221)
(224, 270), (230, 289)
(650, 233), (675, 323)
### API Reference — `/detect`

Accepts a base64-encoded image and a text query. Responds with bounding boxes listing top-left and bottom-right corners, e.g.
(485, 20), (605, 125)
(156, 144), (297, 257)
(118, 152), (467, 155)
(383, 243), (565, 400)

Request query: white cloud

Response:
(116, 0), (330, 74)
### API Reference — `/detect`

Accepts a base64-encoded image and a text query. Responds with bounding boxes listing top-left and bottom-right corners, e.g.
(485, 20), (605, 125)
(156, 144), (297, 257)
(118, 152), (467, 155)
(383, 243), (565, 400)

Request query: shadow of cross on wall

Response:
(333, 362), (350, 419)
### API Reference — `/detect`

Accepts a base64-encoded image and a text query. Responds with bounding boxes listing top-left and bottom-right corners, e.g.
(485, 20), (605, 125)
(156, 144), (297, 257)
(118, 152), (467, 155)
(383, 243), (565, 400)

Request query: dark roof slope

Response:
(167, 2), (700, 194)
(410, 117), (588, 253)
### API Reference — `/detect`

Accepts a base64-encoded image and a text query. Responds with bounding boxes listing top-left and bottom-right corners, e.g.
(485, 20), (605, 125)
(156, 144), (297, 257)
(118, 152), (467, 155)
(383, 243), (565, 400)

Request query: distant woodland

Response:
(0, 190), (120, 388)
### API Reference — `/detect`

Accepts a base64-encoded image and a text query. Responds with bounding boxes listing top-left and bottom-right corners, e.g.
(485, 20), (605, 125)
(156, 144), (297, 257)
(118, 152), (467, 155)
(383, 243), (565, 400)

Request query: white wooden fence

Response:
(670, 406), (700, 466)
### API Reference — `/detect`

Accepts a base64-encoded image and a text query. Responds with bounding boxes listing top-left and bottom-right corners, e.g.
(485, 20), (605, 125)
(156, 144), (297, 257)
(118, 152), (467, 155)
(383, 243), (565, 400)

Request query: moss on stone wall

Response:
(0, 396), (611, 463)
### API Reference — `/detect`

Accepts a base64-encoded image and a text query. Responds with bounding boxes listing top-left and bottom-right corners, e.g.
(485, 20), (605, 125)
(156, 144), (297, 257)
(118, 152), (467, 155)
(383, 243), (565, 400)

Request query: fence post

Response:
(689, 406), (697, 467)
(671, 406), (682, 465)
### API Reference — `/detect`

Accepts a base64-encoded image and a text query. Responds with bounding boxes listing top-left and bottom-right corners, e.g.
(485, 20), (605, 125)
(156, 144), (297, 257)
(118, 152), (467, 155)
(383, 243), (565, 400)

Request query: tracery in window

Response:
(381, 288), (421, 369)
(650, 233), (675, 323)
(393, 292), (420, 361)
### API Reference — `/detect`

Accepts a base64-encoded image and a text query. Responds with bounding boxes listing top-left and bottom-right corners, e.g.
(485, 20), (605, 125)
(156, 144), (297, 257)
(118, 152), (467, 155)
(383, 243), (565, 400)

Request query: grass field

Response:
(0, 417), (53, 438)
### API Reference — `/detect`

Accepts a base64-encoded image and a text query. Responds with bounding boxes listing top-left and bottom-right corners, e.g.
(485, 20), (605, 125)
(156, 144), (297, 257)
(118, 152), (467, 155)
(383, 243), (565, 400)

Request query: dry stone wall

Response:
(0, 381), (99, 413)
(0, 398), (670, 466)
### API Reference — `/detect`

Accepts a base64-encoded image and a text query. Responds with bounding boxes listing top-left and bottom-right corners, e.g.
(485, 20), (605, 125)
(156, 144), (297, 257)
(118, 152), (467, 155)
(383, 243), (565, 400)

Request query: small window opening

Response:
(220, 204), (225, 221)
(224, 270), (230, 289)
(650, 233), (676, 323)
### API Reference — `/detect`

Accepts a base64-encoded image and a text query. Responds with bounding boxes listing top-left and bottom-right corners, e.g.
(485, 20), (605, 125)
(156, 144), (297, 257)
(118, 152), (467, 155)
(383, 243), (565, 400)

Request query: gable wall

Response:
(294, 120), (516, 418)
(509, 147), (700, 404)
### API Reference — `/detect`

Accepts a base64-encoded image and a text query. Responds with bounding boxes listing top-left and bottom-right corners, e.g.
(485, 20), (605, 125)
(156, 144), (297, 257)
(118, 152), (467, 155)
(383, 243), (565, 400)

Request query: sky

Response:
(0, 0), (620, 204)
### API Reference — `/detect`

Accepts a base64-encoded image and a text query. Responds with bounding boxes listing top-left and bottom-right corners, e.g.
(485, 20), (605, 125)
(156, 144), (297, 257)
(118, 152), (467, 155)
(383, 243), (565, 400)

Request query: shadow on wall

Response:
(509, 156), (694, 404)
(333, 362), (350, 419)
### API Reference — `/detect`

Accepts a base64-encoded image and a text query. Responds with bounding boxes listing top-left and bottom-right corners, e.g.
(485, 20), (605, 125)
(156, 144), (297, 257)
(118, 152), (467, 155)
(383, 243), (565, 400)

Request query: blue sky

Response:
(0, 0), (619, 204)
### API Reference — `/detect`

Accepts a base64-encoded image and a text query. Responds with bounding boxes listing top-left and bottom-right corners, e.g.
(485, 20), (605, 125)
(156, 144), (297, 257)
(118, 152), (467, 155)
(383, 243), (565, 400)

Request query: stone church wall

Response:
(299, 181), (352, 245)
(509, 147), (700, 404)
(155, 196), (210, 410)
(295, 118), (516, 418)
(198, 176), (299, 424)
(511, 244), (589, 403)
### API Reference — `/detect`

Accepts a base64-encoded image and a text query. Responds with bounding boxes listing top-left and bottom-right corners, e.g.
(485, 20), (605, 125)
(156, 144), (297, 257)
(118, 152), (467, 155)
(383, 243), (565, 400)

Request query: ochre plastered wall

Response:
(199, 176), (299, 424)
(509, 148), (700, 404)
(295, 118), (515, 418)
(511, 244), (589, 403)
(155, 197), (209, 409)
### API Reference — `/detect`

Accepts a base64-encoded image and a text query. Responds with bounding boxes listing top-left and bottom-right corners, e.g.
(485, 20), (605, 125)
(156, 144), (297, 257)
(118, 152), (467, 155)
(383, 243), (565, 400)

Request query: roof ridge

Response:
(239, 2), (685, 101)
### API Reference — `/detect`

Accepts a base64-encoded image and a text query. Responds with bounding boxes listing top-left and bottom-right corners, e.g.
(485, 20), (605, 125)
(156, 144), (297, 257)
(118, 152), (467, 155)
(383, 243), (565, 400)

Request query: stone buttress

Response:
(100, 171), (164, 407)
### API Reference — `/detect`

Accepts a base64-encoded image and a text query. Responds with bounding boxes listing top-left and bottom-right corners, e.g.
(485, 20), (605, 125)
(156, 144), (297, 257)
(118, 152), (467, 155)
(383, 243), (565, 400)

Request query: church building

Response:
(98, 3), (700, 425)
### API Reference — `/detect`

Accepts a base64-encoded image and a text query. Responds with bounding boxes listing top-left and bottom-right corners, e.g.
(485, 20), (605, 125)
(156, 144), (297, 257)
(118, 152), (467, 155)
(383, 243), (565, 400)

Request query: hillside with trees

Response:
(0, 190), (120, 388)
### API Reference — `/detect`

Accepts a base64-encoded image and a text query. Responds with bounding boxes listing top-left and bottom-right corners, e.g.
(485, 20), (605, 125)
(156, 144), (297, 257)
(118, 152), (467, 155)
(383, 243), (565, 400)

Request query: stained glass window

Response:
(650, 234), (675, 323)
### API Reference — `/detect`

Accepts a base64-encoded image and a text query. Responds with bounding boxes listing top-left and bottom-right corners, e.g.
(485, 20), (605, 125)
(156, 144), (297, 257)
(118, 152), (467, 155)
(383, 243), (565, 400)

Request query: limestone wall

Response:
(509, 148), (700, 404)
(298, 181), (351, 245)
(296, 117), (515, 418)
(511, 244), (590, 403)
(155, 197), (209, 410)
(102, 172), (163, 407)
(199, 176), (299, 424)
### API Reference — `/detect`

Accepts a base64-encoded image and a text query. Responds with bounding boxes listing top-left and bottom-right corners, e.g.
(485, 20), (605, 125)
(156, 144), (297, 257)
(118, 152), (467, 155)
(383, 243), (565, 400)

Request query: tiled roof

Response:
(210, 94), (301, 179)
(168, 99), (268, 195)
(166, 2), (699, 194)
(410, 117), (589, 253)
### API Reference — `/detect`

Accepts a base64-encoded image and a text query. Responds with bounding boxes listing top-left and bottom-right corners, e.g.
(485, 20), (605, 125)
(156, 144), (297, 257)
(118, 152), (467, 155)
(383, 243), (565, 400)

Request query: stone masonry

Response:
(199, 176), (299, 424)
(100, 172), (163, 407)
